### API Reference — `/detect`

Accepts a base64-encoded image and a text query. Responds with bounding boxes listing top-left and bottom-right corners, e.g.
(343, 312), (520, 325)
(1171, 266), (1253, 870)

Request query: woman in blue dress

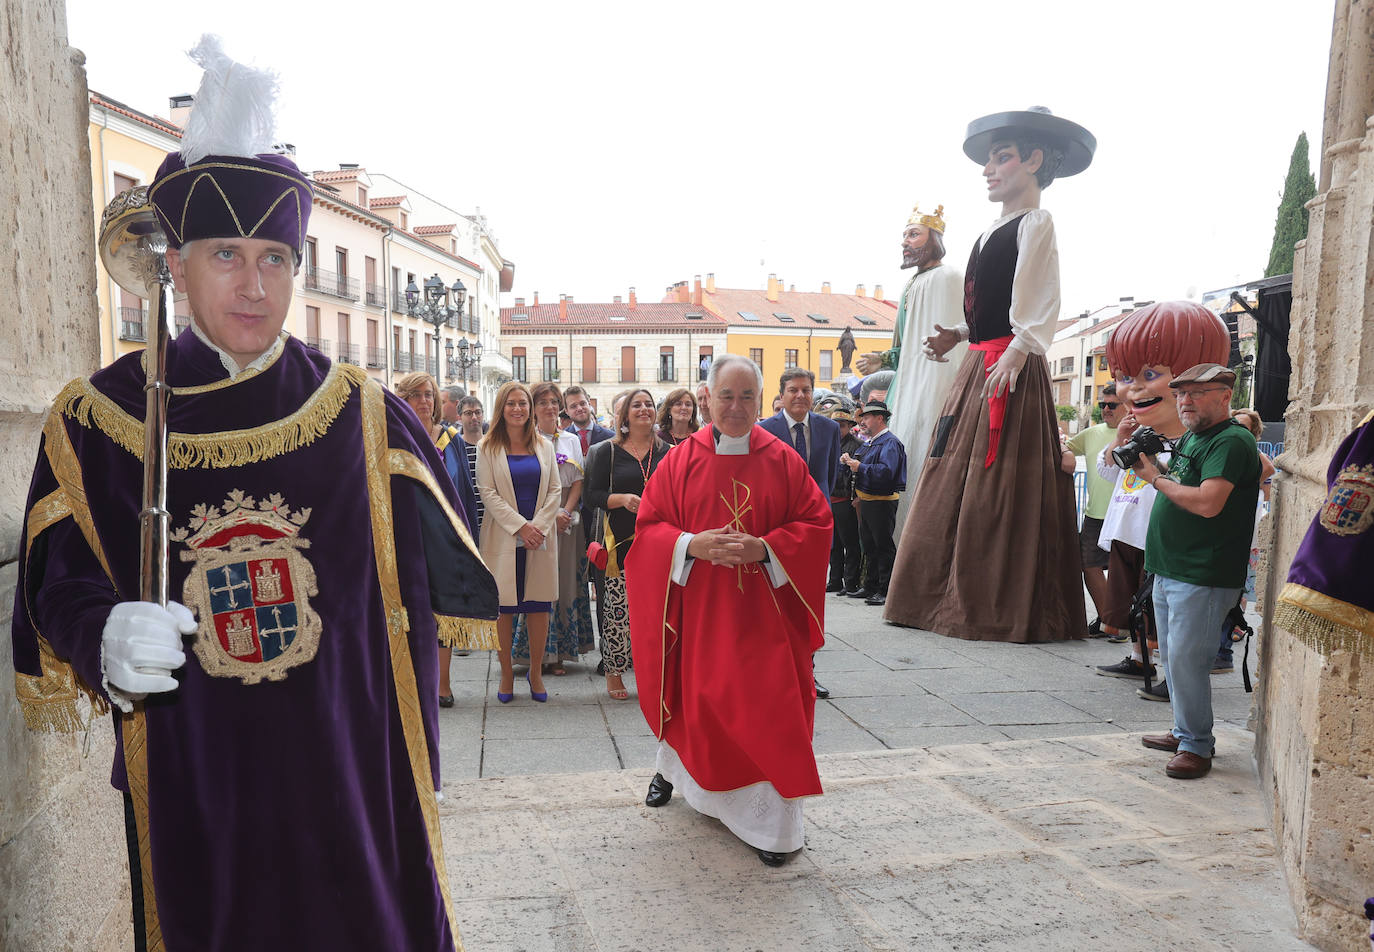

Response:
(475, 382), (562, 702)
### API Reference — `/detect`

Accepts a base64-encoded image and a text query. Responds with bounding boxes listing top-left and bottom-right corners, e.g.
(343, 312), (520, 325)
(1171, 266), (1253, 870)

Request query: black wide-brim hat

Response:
(963, 108), (1096, 177)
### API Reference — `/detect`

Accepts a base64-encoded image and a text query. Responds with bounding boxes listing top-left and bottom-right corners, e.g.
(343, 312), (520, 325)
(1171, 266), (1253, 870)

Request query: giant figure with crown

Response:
(9, 38), (495, 951)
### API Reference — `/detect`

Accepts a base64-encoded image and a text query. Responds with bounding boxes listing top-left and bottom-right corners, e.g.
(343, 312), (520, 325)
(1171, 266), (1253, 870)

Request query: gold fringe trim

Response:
(14, 637), (110, 733)
(53, 362), (366, 469)
(435, 614), (497, 650)
(1274, 582), (1374, 659)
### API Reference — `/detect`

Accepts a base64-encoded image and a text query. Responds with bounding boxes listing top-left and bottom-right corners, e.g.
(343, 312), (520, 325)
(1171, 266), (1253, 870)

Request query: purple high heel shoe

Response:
(526, 672), (547, 703)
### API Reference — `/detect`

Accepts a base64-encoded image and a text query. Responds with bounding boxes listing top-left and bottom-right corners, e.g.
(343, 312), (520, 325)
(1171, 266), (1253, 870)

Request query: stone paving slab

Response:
(439, 727), (1313, 952)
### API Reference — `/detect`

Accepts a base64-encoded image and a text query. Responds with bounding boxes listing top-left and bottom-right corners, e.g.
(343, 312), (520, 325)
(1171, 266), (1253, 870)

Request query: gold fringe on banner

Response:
(53, 363), (365, 469)
(1273, 582), (1374, 660)
(434, 614), (498, 650)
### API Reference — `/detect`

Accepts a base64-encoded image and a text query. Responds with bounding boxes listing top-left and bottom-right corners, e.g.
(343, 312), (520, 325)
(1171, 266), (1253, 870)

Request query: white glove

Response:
(101, 601), (196, 712)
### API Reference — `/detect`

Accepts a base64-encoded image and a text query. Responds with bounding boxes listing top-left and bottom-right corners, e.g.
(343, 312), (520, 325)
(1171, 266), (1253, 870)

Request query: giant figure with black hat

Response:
(9, 37), (495, 950)
(885, 107), (1095, 642)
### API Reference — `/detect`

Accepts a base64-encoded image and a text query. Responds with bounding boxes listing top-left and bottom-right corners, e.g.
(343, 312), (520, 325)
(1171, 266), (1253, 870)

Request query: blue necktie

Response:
(793, 421), (807, 461)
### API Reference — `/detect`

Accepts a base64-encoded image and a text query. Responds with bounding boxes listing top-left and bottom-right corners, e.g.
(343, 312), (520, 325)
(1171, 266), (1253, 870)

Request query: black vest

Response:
(964, 212), (1028, 343)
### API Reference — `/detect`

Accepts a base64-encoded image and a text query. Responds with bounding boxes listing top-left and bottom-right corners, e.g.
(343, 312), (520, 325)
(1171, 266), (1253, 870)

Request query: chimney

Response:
(822, 281), (831, 294)
(533, 291), (540, 306)
(692, 274), (703, 307)
(766, 274), (779, 303)
(789, 283), (796, 292)
(558, 295), (568, 322)
(168, 94), (194, 128)
(1119, 295), (1134, 314)
(706, 273), (716, 293)
(629, 287), (637, 309)
(874, 284), (883, 300)
(614, 295), (622, 304)
(515, 297), (525, 307)
(676, 281), (690, 304)
(338, 162), (360, 170)
(856, 284), (867, 297)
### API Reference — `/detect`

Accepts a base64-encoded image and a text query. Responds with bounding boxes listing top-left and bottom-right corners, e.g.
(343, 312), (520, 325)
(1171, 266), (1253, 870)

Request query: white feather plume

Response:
(178, 35), (279, 164)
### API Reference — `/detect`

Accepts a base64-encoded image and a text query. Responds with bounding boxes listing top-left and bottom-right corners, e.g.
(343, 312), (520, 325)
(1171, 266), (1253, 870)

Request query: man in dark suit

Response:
(760, 367), (841, 699)
(564, 385), (615, 672)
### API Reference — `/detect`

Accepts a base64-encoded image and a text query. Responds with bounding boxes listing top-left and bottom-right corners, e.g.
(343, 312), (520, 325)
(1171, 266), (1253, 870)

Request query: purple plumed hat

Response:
(148, 36), (311, 257)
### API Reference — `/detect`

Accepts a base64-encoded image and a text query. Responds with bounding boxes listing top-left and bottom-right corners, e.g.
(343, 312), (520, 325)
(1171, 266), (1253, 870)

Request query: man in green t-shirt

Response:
(1132, 363), (1260, 780)
(1066, 382), (1124, 633)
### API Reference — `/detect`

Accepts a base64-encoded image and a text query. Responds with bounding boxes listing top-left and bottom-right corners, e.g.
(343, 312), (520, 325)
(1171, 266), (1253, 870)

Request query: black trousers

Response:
(829, 499), (861, 589)
(858, 497), (898, 594)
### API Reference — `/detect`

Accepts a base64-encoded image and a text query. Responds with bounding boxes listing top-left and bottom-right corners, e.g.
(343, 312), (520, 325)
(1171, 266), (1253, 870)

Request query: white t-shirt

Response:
(1096, 447), (1172, 551)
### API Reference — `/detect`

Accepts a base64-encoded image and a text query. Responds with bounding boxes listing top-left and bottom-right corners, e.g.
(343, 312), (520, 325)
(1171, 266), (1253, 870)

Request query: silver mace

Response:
(99, 186), (175, 608)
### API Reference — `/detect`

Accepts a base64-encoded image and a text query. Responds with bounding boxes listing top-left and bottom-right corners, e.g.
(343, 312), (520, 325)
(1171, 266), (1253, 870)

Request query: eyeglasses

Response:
(1174, 387), (1229, 402)
(1098, 401), (1119, 410)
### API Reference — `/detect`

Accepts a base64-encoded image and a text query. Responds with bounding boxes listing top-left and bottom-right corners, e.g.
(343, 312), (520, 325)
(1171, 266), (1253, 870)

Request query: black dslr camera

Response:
(1111, 426), (1171, 469)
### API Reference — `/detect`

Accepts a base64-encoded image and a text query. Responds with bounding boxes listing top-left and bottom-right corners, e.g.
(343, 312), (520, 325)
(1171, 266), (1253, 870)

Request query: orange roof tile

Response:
(413, 224), (457, 235)
(502, 301), (726, 330)
(89, 91), (182, 138)
(687, 287), (897, 331)
(311, 169), (359, 183)
(370, 196), (405, 208)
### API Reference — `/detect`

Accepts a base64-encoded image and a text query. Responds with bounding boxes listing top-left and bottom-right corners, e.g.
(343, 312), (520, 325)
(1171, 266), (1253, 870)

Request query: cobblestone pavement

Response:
(436, 592), (1313, 951)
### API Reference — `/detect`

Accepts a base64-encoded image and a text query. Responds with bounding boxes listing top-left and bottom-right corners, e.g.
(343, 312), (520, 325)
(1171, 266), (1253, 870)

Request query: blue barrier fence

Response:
(1074, 441), (1285, 519)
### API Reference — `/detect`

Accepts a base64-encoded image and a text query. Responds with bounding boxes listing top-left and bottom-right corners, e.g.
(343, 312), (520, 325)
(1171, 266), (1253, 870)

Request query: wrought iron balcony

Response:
(302, 267), (360, 302)
(366, 346), (386, 369)
(619, 370), (639, 384)
(118, 306), (146, 342)
(305, 336), (331, 355)
(337, 342), (360, 365)
(578, 369), (599, 383)
(364, 283), (387, 308)
(657, 369), (678, 383)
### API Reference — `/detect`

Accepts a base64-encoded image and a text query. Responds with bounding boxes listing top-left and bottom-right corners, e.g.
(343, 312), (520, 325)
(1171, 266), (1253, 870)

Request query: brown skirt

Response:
(883, 349), (1086, 642)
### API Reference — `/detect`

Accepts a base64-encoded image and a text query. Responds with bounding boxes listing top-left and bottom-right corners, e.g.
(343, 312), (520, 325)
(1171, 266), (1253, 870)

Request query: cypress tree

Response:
(1265, 133), (1317, 277)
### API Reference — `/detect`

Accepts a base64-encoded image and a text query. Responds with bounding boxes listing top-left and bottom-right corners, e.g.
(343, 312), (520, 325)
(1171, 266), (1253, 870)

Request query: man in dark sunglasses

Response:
(1066, 382), (1125, 634)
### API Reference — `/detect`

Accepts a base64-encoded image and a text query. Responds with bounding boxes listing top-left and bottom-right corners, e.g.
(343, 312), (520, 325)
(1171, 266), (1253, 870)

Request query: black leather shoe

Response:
(645, 773), (673, 807)
(825, 580), (844, 593)
(757, 849), (787, 867)
(814, 679), (830, 700)
(864, 593), (886, 606)
(844, 588), (874, 599)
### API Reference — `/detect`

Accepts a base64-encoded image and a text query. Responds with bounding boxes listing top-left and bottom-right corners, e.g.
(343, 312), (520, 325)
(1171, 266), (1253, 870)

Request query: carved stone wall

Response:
(0, 2), (131, 949)
(1256, 2), (1374, 949)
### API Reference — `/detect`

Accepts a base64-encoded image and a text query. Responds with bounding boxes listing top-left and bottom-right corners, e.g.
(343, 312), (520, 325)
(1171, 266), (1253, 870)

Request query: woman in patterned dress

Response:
(584, 389), (669, 699)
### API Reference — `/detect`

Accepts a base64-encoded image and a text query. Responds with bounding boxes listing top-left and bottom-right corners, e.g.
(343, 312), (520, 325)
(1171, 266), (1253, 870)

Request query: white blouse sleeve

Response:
(1007, 208), (1060, 357)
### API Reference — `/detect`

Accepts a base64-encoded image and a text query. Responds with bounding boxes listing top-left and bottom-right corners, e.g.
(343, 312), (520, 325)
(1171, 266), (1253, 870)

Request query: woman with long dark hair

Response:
(584, 389), (669, 700)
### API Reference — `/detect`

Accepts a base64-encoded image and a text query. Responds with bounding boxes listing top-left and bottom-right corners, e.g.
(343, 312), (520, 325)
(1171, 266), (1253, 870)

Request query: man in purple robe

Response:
(10, 38), (495, 951)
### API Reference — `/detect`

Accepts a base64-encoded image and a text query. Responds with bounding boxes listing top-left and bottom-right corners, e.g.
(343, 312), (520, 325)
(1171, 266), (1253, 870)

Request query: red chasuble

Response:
(625, 425), (831, 799)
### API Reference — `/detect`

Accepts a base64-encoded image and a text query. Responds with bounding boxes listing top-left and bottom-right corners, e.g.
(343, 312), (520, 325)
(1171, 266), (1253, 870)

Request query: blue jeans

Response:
(1152, 576), (1242, 758)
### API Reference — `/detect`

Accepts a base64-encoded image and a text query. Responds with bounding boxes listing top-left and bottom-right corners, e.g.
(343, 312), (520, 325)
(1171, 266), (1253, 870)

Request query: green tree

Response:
(1056, 404), (1077, 423)
(1265, 133), (1317, 277)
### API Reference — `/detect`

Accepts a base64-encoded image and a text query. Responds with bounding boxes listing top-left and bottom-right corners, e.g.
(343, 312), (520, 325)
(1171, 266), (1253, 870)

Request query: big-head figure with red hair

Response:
(1105, 301), (1231, 440)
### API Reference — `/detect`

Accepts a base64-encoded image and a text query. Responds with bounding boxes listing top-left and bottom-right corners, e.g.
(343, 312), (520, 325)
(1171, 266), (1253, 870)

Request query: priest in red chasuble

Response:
(625, 354), (831, 867)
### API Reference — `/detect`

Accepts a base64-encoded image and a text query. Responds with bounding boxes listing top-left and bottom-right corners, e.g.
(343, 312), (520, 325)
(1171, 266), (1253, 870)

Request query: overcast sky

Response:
(66, 0), (1332, 318)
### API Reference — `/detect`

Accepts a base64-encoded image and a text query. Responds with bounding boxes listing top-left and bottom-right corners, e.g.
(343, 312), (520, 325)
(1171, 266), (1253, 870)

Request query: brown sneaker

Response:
(1165, 751), (1212, 779)
(1141, 732), (1180, 752)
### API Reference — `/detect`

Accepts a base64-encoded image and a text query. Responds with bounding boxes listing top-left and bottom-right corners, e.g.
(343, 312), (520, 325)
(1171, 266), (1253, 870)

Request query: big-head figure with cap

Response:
(9, 36), (496, 951)
(885, 106), (1096, 643)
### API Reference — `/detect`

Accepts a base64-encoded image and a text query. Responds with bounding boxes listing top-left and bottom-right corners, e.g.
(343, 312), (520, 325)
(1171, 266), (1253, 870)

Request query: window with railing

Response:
(366, 346), (386, 369)
(1059, 356), (1075, 374)
(337, 342), (360, 365)
(305, 337), (331, 355)
(512, 353), (527, 382)
(658, 348), (676, 383)
(393, 350), (409, 372)
(542, 352), (559, 381)
(303, 267), (360, 301)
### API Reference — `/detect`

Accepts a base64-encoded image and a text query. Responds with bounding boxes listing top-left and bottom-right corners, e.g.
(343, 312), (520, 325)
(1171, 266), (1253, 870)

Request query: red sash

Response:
(970, 334), (1014, 468)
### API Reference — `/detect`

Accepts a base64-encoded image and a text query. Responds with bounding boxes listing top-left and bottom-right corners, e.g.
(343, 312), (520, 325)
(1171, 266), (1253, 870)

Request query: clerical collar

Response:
(188, 319), (286, 379)
(711, 426), (751, 455)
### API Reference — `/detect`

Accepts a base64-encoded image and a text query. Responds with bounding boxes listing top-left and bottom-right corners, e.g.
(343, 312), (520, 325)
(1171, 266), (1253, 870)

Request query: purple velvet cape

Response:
(1275, 410), (1374, 650)
(11, 331), (496, 951)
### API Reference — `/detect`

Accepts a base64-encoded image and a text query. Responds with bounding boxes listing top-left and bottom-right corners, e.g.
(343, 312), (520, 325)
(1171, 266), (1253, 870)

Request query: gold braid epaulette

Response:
(53, 362), (367, 469)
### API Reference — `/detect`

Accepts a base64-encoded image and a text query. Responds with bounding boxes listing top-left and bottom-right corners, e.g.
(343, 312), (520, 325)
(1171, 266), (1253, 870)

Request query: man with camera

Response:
(1130, 363), (1260, 779)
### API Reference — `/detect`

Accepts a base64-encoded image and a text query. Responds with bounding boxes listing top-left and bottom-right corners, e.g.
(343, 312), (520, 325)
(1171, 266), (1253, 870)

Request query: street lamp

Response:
(405, 274), (467, 379)
(450, 335), (483, 392)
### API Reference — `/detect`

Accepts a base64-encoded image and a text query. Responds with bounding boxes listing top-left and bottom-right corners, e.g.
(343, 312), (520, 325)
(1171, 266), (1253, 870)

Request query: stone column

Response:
(0, 2), (131, 949)
(1256, 2), (1374, 949)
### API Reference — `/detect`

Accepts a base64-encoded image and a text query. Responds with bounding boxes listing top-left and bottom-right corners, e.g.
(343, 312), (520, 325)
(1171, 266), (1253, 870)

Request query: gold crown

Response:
(906, 202), (946, 234)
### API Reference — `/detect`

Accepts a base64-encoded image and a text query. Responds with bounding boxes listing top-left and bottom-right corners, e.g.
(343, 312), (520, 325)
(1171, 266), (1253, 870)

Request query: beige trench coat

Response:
(476, 437), (562, 606)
